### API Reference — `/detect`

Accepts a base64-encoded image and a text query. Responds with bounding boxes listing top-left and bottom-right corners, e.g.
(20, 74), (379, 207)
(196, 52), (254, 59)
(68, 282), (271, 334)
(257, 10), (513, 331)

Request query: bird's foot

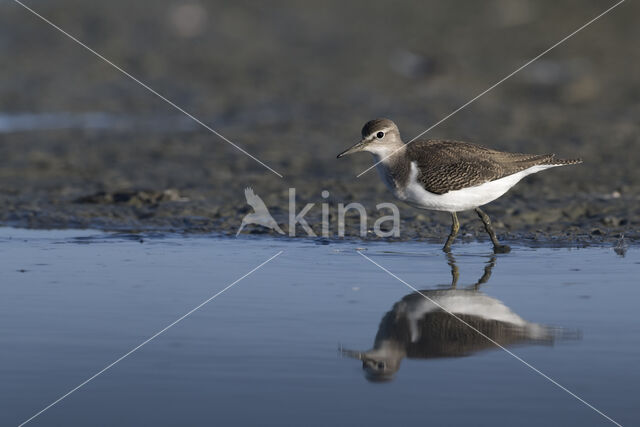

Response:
(492, 244), (511, 254)
(443, 234), (458, 253)
(442, 239), (455, 253)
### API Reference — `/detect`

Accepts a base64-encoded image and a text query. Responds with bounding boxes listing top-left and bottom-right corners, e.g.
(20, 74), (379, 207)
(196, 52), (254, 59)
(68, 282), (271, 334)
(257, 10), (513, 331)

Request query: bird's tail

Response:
(541, 154), (583, 166)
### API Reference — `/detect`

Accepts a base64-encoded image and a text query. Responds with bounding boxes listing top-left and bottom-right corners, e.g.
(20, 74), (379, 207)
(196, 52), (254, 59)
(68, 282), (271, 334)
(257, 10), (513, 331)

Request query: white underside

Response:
(398, 291), (547, 342)
(382, 161), (559, 212)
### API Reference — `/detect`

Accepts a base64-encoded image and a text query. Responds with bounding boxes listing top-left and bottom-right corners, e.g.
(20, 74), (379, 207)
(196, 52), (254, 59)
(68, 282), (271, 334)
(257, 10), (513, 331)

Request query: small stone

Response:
(614, 235), (628, 257)
(601, 216), (620, 227)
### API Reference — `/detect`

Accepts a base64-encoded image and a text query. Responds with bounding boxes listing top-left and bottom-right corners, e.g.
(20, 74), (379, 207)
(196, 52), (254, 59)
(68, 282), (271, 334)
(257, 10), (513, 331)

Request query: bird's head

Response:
(337, 118), (404, 159)
(341, 346), (402, 383)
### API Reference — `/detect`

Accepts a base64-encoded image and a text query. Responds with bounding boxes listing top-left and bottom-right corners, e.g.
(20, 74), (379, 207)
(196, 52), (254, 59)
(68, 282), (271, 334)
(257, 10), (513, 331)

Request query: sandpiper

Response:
(342, 289), (559, 382)
(341, 254), (568, 382)
(337, 118), (582, 253)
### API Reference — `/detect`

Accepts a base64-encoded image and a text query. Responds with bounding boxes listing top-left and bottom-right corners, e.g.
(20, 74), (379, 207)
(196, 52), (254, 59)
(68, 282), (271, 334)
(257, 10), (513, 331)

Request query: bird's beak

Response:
(337, 140), (366, 158)
(340, 347), (365, 360)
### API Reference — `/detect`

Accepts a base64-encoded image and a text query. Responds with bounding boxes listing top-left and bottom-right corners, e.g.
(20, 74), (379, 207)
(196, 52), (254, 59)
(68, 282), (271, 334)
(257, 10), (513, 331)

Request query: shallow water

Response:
(1, 228), (638, 426)
(0, 112), (197, 133)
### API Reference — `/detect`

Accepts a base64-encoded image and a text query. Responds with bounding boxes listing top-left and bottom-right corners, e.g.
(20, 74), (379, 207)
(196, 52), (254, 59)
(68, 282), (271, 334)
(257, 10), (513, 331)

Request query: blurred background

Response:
(0, 0), (637, 240)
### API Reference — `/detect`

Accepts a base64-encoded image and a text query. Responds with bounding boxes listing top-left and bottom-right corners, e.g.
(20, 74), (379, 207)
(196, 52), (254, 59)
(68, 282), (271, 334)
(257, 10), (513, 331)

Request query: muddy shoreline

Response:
(1, 0), (638, 244)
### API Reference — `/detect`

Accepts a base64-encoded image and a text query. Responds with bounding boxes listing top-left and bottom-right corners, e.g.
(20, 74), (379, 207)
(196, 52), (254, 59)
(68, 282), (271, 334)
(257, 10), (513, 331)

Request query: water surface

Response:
(1, 229), (637, 426)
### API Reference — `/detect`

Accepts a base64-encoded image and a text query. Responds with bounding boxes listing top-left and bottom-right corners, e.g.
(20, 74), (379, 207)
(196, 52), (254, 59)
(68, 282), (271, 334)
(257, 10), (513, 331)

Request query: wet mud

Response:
(0, 0), (638, 244)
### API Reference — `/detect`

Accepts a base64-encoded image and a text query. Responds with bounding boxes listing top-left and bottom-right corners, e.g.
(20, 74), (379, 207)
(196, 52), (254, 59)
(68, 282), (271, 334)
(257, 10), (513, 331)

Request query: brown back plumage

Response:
(408, 139), (582, 195)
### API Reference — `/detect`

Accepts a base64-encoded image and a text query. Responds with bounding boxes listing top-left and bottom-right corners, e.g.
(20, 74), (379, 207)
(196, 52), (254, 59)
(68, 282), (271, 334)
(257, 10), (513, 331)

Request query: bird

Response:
(236, 187), (285, 236)
(341, 253), (577, 382)
(342, 287), (560, 382)
(337, 118), (582, 253)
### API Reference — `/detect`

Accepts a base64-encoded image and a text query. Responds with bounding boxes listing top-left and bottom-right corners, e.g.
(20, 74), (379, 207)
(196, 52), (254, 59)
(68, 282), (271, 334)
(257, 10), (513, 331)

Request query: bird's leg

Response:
(446, 252), (459, 289)
(471, 255), (497, 290)
(442, 212), (459, 253)
(474, 208), (510, 254)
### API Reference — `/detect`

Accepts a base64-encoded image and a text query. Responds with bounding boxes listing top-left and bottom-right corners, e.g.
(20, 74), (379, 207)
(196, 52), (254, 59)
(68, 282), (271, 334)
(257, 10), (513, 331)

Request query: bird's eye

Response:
(376, 131), (384, 139)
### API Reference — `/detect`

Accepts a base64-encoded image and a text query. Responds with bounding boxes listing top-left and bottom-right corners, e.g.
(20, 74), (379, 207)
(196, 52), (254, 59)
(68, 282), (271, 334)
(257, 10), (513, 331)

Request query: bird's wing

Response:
(408, 139), (561, 195)
(244, 187), (269, 211)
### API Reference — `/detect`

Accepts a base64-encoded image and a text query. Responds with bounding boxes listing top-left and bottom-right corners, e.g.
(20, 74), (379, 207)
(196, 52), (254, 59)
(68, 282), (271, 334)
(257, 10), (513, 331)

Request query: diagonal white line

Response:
(357, 251), (622, 427)
(18, 250), (284, 427)
(13, 0), (284, 178)
(356, 0), (625, 178)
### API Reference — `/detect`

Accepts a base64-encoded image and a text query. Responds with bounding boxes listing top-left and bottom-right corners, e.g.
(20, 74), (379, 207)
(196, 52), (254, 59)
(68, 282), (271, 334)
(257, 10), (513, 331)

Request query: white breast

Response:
(400, 291), (544, 342)
(396, 162), (558, 212)
(405, 292), (527, 326)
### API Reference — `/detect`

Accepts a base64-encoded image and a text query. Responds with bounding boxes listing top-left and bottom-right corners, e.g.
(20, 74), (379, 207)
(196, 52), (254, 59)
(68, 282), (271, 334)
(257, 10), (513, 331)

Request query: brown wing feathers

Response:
(408, 140), (582, 195)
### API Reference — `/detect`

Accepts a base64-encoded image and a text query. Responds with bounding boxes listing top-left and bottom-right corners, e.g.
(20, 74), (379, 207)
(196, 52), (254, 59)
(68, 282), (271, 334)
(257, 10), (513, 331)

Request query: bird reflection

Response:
(343, 253), (575, 382)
